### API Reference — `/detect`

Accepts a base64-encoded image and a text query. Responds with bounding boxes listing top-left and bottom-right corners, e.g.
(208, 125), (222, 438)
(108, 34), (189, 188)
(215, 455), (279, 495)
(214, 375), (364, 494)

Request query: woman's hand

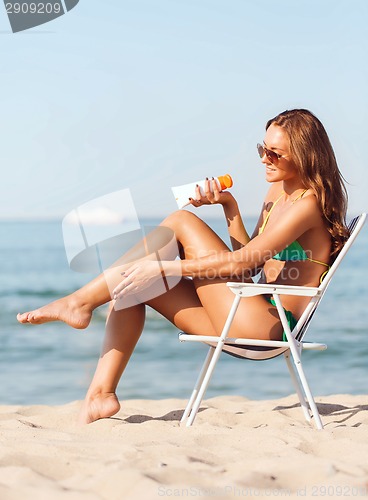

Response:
(189, 178), (235, 208)
(113, 260), (163, 299)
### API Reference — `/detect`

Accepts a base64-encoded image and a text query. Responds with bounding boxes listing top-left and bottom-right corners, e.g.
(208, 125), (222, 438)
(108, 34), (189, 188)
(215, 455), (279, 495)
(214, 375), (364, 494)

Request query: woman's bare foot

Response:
(78, 392), (121, 424)
(17, 294), (92, 329)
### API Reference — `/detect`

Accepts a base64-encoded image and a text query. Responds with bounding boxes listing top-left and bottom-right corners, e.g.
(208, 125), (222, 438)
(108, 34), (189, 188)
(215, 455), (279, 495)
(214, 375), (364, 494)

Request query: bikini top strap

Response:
(307, 257), (330, 268)
(292, 189), (308, 203)
(259, 189), (308, 234)
(258, 191), (284, 234)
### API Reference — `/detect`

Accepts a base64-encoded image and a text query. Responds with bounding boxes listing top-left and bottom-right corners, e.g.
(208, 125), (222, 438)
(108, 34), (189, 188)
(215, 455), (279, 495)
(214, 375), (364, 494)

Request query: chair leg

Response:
(288, 353), (324, 430)
(180, 346), (215, 425)
(273, 295), (323, 430)
(182, 294), (242, 427)
(295, 363), (324, 430)
(184, 340), (226, 427)
(284, 352), (311, 423)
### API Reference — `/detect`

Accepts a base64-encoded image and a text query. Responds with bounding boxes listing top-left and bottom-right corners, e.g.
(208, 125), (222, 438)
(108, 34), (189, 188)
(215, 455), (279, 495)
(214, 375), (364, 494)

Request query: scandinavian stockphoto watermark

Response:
(61, 189), (181, 311)
(157, 484), (368, 497)
(4, 0), (79, 33)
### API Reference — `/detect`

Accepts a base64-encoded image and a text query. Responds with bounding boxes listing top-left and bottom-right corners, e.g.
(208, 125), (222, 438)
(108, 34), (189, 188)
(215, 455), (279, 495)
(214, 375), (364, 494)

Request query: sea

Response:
(0, 217), (367, 406)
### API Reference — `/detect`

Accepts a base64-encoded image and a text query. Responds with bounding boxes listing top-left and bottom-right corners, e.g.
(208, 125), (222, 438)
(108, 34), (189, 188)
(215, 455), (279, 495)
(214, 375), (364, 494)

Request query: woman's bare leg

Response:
(77, 211), (226, 423)
(17, 215), (185, 328)
(16, 224), (178, 327)
(78, 276), (217, 424)
(79, 212), (283, 423)
(16, 277), (111, 328)
(78, 302), (146, 424)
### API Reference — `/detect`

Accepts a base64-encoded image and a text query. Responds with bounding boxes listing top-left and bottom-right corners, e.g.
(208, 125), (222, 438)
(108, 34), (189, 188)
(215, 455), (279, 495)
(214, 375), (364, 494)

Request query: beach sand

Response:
(0, 394), (367, 500)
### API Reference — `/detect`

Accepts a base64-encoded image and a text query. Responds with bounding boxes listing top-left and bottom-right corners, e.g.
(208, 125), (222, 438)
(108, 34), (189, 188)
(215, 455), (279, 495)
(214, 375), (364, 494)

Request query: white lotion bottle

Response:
(171, 174), (233, 209)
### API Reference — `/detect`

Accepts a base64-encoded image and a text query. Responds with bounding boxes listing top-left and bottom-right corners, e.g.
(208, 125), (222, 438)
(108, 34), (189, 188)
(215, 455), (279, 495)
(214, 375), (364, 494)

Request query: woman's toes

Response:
(17, 312), (29, 323)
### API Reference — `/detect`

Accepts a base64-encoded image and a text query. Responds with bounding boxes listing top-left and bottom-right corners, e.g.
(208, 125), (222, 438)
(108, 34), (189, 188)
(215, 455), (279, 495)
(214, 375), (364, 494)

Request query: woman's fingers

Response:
(113, 280), (126, 299)
(212, 177), (221, 198)
(204, 178), (215, 202)
(113, 261), (162, 299)
(188, 177), (225, 207)
(113, 270), (132, 298)
(194, 184), (202, 202)
(188, 197), (201, 207)
(114, 275), (137, 299)
(193, 178), (217, 205)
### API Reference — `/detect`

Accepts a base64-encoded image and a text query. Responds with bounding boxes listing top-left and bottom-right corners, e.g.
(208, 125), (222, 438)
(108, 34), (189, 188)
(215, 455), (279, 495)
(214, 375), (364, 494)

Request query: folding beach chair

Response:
(179, 214), (366, 429)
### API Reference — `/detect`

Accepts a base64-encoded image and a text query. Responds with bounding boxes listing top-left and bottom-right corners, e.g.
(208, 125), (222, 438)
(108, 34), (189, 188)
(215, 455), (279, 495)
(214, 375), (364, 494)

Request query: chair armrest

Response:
(227, 282), (320, 297)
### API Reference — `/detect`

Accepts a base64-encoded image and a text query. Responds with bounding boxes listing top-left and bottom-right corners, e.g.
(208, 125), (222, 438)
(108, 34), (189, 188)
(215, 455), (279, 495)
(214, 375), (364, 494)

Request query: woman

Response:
(17, 109), (349, 424)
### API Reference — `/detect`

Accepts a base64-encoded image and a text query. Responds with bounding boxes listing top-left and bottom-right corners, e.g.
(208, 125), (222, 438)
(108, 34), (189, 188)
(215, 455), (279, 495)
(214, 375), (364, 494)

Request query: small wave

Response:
(3, 288), (75, 299)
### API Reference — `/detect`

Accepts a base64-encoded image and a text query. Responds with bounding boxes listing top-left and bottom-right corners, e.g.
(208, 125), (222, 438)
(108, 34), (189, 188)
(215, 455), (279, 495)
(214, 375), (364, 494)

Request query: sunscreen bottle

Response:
(171, 174), (233, 209)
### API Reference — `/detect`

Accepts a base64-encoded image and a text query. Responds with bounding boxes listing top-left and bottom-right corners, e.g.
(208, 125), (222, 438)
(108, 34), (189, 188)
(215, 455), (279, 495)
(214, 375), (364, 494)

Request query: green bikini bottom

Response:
(266, 297), (298, 341)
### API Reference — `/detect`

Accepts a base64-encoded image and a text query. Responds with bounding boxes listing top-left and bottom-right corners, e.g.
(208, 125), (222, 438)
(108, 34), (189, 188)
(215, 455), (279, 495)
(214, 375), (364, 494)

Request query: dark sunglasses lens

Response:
(257, 143), (279, 163)
(266, 149), (278, 163)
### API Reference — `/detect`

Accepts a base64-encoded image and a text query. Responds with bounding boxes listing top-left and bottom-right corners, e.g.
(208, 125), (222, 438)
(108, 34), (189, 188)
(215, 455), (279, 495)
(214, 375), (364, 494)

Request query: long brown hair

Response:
(266, 109), (349, 257)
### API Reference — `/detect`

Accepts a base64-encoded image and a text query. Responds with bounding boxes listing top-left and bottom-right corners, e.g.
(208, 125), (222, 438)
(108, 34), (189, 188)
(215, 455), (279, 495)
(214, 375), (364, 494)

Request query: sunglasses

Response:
(257, 143), (285, 164)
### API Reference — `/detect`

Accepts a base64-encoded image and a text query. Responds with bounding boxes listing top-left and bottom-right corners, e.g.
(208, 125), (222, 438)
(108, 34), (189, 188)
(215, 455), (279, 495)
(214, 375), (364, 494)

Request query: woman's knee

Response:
(161, 211), (203, 246)
(162, 210), (200, 230)
(162, 209), (228, 258)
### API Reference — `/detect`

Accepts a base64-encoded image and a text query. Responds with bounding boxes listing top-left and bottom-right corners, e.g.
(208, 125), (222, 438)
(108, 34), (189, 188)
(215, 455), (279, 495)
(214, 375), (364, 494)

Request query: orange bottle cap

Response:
(217, 174), (233, 190)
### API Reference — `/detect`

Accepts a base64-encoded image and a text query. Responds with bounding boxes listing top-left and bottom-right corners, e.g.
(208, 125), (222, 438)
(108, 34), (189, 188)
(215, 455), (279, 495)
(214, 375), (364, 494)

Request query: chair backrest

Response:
(222, 213), (366, 361)
(295, 213), (366, 342)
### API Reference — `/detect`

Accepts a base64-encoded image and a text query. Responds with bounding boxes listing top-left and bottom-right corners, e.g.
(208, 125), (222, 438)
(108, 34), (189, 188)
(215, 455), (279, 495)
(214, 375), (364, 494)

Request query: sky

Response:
(1, 0), (367, 221)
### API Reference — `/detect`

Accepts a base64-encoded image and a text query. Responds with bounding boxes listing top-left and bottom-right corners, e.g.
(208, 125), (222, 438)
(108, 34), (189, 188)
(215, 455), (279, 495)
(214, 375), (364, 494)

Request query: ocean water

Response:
(0, 217), (367, 406)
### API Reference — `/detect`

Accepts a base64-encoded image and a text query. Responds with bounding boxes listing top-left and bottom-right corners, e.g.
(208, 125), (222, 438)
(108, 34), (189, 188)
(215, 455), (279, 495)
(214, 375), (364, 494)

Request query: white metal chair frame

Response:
(179, 214), (366, 429)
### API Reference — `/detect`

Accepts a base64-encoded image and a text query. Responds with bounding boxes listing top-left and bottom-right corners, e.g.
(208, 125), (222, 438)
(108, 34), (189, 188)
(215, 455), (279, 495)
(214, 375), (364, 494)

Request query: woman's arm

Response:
(250, 182), (282, 239)
(189, 178), (250, 251)
(113, 191), (321, 298)
(222, 197), (250, 251)
(166, 194), (322, 280)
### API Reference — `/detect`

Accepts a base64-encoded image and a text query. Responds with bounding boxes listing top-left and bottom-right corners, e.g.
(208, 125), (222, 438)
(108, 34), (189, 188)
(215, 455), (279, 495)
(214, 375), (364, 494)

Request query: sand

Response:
(0, 394), (367, 500)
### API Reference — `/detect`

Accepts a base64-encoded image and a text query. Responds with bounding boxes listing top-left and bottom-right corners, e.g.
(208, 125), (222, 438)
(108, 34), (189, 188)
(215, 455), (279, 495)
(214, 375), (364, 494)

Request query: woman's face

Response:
(261, 124), (298, 183)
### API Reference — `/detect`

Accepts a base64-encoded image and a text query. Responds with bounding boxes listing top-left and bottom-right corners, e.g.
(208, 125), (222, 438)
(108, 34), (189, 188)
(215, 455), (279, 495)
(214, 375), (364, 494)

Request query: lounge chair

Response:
(179, 213), (367, 429)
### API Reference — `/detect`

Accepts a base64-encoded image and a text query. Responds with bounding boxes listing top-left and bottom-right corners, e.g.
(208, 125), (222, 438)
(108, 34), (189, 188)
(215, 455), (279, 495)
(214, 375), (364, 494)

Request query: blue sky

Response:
(1, 0), (367, 220)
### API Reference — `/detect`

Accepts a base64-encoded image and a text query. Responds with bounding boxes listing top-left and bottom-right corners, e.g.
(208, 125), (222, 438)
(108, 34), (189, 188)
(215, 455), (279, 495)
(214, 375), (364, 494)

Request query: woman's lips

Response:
(266, 166), (277, 173)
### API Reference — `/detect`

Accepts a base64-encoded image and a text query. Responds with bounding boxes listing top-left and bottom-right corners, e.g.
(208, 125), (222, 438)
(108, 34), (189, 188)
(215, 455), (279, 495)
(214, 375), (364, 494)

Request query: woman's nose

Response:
(261, 152), (270, 165)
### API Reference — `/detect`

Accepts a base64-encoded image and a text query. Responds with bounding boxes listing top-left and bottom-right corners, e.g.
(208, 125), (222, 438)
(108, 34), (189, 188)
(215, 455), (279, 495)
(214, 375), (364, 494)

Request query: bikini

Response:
(259, 190), (331, 339)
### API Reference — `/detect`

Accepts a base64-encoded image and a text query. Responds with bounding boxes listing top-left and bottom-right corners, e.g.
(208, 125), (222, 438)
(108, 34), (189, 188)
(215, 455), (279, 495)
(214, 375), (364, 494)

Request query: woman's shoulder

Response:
(298, 189), (320, 210)
(291, 189), (324, 226)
